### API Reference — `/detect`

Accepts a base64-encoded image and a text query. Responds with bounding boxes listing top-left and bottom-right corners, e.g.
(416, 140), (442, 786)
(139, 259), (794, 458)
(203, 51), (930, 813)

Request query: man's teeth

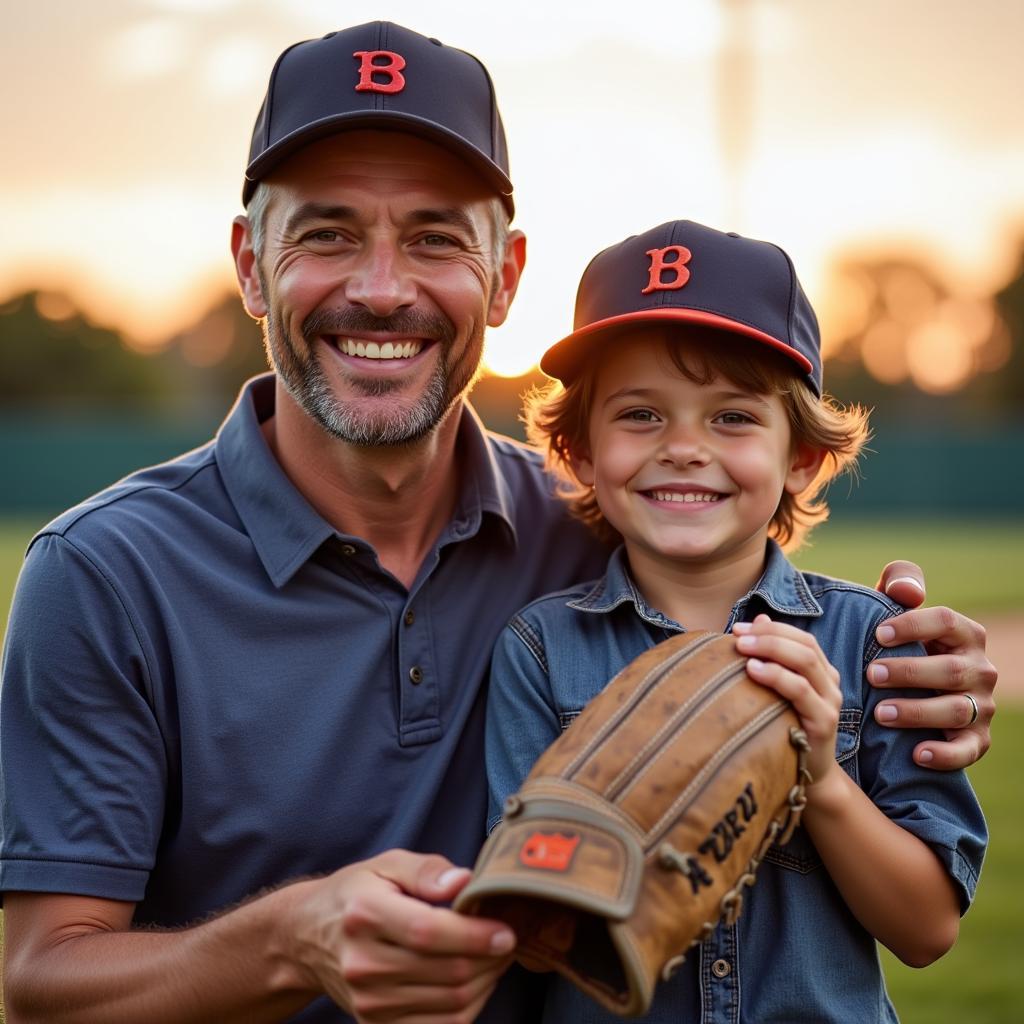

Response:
(650, 491), (720, 503)
(337, 339), (423, 359)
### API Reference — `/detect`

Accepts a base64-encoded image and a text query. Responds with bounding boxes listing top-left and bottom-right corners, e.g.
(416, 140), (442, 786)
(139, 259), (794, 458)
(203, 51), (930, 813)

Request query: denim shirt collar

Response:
(215, 375), (517, 587)
(567, 539), (823, 628)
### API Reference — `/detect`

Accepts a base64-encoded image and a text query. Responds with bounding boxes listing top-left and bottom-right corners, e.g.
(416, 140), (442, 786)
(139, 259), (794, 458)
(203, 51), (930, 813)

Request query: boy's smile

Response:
(575, 331), (820, 588)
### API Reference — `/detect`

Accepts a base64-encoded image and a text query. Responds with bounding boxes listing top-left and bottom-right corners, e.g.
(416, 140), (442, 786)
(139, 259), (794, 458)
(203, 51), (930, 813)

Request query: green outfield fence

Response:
(3, 414), (1024, 519)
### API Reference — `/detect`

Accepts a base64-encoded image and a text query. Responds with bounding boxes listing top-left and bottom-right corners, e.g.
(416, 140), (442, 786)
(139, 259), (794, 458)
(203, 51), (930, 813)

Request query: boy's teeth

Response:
(337, 339), (423, 360)
(651, 490), (719, 503)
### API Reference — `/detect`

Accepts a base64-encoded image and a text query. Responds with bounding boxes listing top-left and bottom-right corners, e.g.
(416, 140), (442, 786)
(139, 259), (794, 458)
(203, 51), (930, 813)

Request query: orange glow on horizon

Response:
(3, 3), (1023, 387)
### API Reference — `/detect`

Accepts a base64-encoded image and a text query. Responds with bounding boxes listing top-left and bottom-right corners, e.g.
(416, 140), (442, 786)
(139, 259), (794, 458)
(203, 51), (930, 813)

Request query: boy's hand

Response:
(871, 559), (996, 770)
(733, 616), (842, 789)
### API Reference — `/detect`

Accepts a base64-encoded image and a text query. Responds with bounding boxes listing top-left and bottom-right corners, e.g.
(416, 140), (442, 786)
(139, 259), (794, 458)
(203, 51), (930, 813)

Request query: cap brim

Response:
(540, 308), (814, 383)
(243, 110), (514, 215)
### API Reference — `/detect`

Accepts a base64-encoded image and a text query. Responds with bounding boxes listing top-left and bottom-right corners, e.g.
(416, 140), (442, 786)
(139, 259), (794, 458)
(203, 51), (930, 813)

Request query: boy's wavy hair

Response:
(525, 327), (870, 552)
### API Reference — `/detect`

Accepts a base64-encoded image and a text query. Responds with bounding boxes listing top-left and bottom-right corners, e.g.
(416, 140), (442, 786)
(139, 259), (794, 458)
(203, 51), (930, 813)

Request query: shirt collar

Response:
(739, 539), (824, 618)
(567, 539), (823, 626)
(215, 375), (517, 587)
(447, 401), (520, 549)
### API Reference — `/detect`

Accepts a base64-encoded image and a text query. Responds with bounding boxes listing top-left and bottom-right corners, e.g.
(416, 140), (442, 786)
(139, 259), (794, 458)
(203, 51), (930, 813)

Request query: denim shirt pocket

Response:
(762, 706), (862, 874)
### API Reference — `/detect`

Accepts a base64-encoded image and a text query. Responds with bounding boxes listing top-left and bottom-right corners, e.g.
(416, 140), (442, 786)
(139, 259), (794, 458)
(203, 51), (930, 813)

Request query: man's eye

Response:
(306, 230), (341, 244)
(418, 233), (457, 247)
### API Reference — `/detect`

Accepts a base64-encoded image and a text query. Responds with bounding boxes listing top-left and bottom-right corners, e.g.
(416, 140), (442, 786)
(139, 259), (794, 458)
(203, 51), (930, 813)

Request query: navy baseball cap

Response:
(244, 22), (514, 215)
(541, 220), (822, 396)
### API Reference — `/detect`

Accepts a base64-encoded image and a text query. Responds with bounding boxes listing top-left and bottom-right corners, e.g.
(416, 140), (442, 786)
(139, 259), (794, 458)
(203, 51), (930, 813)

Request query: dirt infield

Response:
(984, 614), (1023, 704)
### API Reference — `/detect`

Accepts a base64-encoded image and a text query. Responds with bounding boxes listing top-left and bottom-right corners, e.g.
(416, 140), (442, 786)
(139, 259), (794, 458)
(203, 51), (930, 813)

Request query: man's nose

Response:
(344, 243), (417, 317)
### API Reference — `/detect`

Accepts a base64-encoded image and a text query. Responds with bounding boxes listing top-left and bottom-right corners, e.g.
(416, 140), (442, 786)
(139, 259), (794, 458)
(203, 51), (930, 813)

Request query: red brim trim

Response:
(540, 309), (814, 381)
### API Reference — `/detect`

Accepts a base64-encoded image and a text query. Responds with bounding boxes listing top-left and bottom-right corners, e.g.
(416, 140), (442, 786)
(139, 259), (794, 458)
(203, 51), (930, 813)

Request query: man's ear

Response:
(487, 230), (527, 328)
(231, 216), (268, 319)
(784, 442), (827, 495)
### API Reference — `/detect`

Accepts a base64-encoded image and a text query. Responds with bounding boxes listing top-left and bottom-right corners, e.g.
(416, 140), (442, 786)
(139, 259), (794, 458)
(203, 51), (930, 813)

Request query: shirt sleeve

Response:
(856, 618), (988, 914)
(484, 613), (563, 834)
(0, 533), (166, 902)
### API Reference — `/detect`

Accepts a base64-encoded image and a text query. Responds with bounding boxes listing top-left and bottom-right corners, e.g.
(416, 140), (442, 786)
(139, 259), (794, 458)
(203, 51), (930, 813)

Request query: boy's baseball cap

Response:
(243, 22), (514, 214)
(541, 220), (822, 396)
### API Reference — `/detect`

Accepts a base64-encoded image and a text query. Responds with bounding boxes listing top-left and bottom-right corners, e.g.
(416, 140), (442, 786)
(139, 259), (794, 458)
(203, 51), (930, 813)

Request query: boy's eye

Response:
(716, 411), (756, 425)
(620, 408), (659, 423)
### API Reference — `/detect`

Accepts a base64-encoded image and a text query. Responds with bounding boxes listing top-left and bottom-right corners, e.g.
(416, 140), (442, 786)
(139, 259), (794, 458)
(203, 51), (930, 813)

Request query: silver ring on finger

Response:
(964, 693), (979, 727)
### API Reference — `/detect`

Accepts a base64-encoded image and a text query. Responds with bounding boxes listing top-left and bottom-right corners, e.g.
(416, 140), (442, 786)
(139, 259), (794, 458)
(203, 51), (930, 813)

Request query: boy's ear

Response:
(570, 450), (595, 487)
(784, 442), (826, 495)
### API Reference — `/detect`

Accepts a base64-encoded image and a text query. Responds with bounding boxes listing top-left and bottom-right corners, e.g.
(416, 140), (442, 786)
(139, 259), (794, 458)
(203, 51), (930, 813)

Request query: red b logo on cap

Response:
(642, 245), (692, 294)
(353, 50), (407, 94)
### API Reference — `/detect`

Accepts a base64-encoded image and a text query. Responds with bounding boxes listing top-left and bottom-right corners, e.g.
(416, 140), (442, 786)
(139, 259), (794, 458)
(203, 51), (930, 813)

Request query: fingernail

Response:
(736, 635), (757, 652)
(867, 663), (889, 684)
(885, 576), (924, 596)
(917, 748), (934, 764)
(876, 625), (896, 644)
(491, 929), (516, 955)
(746, 657), (766, 672)
(732, 622), (752, 634)
(437, 867), (469, 889)
(876, 703), (898, 722)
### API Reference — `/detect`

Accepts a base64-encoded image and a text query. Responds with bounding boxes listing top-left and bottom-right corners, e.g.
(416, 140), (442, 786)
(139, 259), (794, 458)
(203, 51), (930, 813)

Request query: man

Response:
(0, 22), (996, 1024)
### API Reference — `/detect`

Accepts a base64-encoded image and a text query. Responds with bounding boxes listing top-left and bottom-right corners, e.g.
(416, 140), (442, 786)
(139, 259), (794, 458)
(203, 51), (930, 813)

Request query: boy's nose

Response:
(344, 243), (417, 317)
(657, 425), (710, 467)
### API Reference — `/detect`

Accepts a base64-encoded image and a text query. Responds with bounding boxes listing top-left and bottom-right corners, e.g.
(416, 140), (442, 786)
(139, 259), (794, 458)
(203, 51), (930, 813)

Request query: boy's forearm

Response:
(801, 768), (961, 967)
(2, 886), (318, 1024)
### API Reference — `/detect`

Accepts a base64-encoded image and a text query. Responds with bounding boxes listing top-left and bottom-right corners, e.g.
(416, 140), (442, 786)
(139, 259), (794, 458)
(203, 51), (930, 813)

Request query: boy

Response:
(484, 220), (986, 1022)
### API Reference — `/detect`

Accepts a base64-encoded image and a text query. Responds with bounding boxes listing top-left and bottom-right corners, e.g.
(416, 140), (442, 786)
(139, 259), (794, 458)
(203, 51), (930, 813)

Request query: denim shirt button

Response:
(711, 958), (732, 979)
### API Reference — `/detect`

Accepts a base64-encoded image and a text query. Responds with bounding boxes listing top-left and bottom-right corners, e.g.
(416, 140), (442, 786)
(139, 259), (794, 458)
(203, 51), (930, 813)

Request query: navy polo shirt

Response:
(0, 375), (606, 939)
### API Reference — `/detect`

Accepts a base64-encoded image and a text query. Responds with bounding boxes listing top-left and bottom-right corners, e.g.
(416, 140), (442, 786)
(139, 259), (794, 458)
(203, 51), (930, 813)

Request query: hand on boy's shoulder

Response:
(869, 560), (996, 771)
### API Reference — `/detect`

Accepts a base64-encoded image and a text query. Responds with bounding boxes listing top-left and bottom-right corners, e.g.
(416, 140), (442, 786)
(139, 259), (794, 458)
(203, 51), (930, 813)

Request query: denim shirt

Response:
(485, 541), (987, 1024)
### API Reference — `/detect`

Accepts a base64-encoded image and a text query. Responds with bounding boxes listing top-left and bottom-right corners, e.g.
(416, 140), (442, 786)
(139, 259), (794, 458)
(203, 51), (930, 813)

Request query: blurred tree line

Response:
(2, 238), (1024, 438)
(817, 244), (1024, 427)
(0, 290), (267, 427)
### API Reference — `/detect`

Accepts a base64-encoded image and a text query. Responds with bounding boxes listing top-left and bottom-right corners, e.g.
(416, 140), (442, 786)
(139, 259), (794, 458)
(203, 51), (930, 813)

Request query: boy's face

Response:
(574, 330), (820, 573)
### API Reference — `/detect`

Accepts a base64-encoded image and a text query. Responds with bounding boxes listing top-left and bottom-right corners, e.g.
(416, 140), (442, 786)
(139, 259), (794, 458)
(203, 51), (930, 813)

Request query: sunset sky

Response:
(4, 0), (1023, 376)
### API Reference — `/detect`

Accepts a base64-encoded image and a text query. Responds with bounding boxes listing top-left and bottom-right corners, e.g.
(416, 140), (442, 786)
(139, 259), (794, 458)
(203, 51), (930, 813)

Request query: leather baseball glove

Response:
(456, 629), (811, 1017)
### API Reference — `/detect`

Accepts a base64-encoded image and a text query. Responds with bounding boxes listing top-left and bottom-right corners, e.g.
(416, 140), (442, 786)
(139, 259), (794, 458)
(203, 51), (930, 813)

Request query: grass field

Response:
(1, 516), (1022, 1020)
(790, 518), (1024, 615)
(879, 705), (1024, 1023)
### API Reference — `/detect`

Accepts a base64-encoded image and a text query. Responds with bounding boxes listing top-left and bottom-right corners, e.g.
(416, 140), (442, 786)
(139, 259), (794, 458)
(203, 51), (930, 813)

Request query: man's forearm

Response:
(3, 885), (319, 1024)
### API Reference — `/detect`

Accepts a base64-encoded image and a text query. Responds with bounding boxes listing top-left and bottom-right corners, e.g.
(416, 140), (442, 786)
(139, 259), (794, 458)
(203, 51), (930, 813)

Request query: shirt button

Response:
(711, 959), (731, 979)
(409, 666), (423, 684)
(340, 544), (356, 556)
(404, 610), (415, 626)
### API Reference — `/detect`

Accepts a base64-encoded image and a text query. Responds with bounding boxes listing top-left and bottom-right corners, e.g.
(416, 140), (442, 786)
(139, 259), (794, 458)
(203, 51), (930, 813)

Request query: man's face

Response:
(238, 131), (518, 447)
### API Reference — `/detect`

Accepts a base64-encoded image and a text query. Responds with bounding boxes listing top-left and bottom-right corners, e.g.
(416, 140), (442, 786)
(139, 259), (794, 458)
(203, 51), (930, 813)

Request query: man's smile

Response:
(334, 338), (425, 360)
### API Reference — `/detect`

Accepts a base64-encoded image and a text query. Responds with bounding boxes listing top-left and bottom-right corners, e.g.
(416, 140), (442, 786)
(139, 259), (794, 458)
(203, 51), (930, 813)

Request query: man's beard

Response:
(262, 304), (483, 447)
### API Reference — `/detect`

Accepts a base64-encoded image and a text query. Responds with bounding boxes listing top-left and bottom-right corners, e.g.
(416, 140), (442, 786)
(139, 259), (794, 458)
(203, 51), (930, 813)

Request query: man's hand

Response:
(869, 560), (997, 771)
(284, 850), (516, 1023)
